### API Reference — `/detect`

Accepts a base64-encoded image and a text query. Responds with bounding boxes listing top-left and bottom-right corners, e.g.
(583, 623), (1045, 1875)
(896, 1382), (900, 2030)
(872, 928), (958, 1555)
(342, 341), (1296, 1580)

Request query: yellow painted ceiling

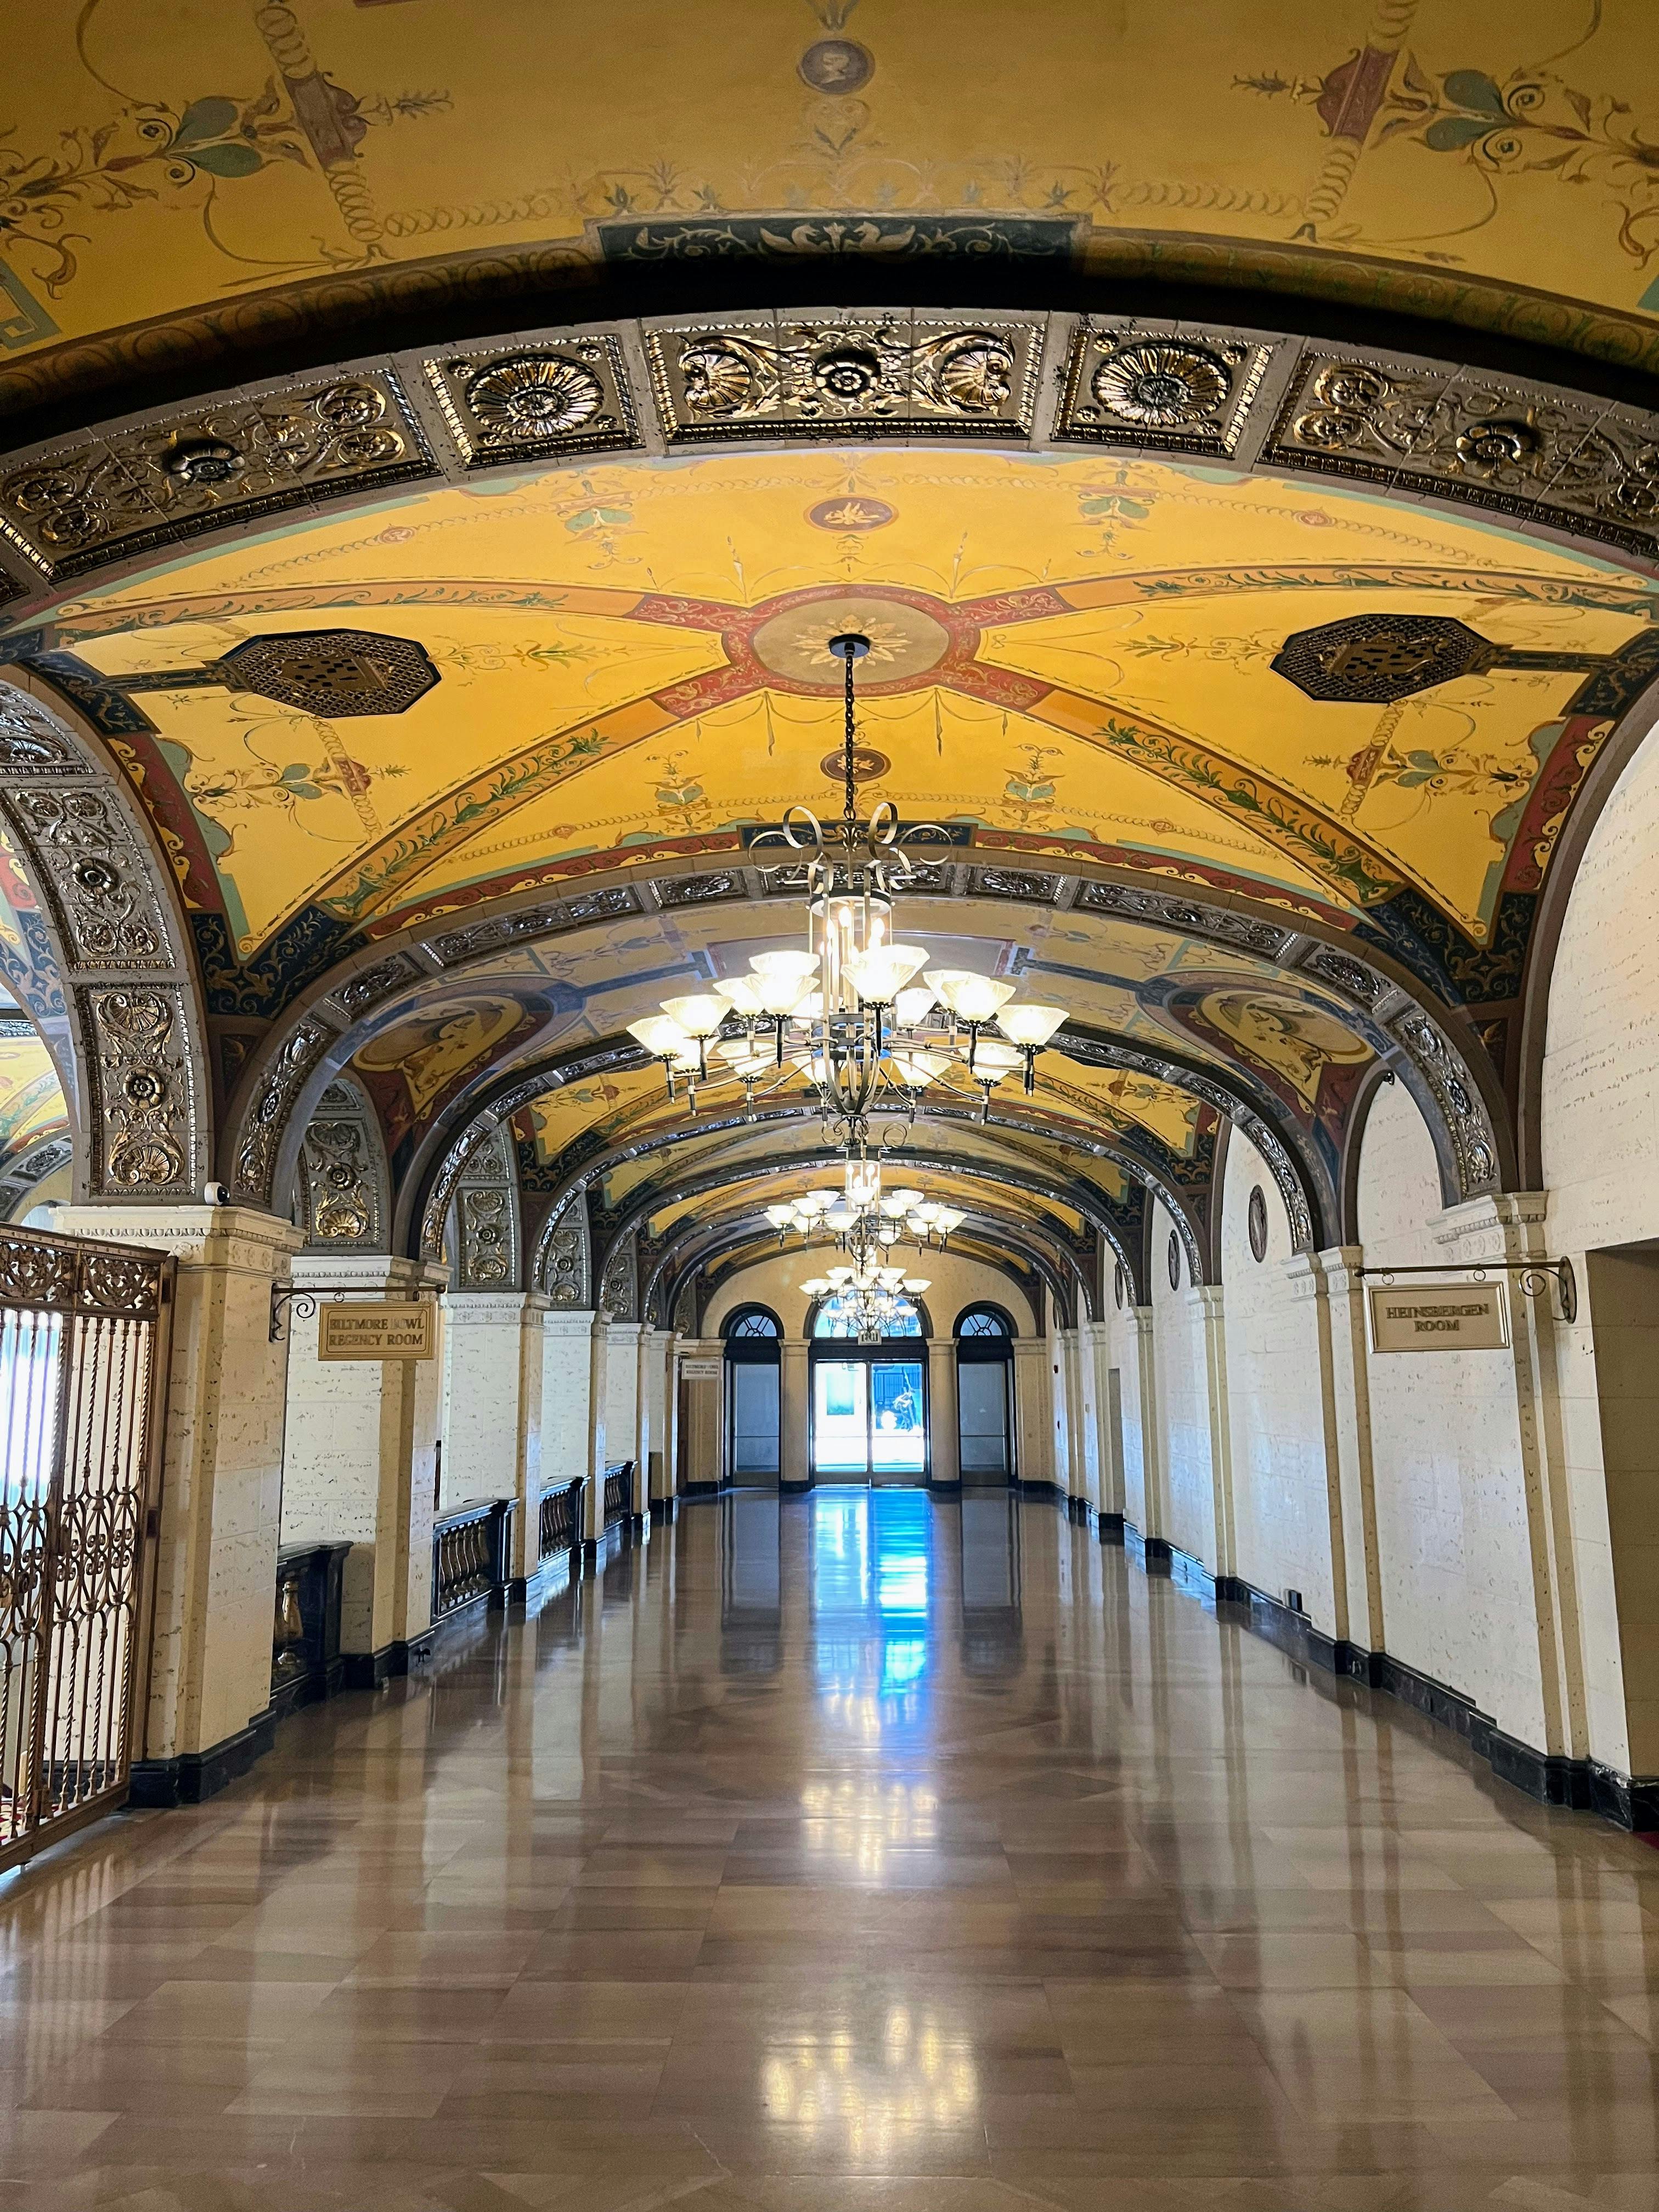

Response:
(4, 1), (1658, 369)
(0, 1023), (67, 1165)
(24, 448), (1646, 965)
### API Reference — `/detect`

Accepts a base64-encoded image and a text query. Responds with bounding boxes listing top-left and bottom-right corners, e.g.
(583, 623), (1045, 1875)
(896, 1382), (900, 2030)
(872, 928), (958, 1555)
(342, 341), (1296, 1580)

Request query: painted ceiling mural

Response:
(0, 1009), (69, 1175)
(8, 447), (1649, 1043)
(2, 0), (1657, 393)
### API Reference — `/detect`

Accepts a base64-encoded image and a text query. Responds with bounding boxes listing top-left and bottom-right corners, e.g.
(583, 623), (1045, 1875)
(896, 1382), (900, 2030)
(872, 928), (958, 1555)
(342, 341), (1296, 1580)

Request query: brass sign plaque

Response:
(318, 1302), (436, 1361)
(1368, 1281), (1508, 1354)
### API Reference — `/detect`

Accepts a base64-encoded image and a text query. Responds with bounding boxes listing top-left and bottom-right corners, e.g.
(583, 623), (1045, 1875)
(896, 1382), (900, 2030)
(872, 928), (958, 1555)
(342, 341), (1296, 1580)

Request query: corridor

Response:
(4, 1494), (1658, 2206)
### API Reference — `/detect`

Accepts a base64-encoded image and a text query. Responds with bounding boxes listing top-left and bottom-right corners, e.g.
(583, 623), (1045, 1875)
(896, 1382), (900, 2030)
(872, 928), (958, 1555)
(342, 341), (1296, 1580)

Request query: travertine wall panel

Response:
(1149, 1201), (1217, 1566)
(1358, 1082), (1545, 1747)
(1221, 1135), (1337, 1633)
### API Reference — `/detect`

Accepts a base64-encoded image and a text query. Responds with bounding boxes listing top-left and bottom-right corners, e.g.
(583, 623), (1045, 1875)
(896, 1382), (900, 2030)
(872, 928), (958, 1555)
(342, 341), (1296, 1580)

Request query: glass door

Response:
(869, 1359), (926, 1482)
(812, 1358), (870, 1475)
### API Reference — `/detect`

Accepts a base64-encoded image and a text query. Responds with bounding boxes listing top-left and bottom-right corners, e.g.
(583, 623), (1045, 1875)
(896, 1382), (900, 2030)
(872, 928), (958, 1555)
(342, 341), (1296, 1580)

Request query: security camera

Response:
(202, 1181), (231, 1207)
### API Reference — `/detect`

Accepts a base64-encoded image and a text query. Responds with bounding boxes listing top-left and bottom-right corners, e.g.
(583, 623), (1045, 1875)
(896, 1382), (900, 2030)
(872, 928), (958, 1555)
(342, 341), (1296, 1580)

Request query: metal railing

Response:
(0, 1222), (172, 1874)
(538, 1477), (585, 1562)
(431, 1497), (516, 1622)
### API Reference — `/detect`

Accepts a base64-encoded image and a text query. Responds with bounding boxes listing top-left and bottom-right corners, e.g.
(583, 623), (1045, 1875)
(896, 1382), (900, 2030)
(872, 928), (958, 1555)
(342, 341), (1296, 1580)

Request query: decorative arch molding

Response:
(598, 1142), (1118, 1327)
(647, 1197), (1085, 1340)
(0, 675), (212, 1201)
(448, 1121), (522, 1292)
(0, 1132), (74, 1221)
(295, 1073), (391, 1252)
(217, 853), (1499, 1255)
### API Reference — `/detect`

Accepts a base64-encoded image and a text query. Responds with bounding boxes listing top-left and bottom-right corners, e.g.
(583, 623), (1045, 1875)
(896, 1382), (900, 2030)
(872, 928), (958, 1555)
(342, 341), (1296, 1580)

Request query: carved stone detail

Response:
(9, 789), (170, 967)
(0, 699), (78, 775)
(1075, 879), (1294, 958)
(1058, 326), (1272, 455)
(85, 988), (193, 1193)
(428, 884), (640, 964)
(449, 1124), (521, 1290)
(655, 872), (745, 908)
(328, 953), (420, 1020)
(1297, 945), (1390, 1008)
(0, 1133), (74, 1218)
(426, 335), (638, 467)
(645, 313), (1042, 442)
(968, 867), (1060, 904)
(600, 1231), (638, 1322)
(0, 370), (433, 580)
(541, 1198), (591, 1307)
(1267, 349), (1659, 556)
(296, 1077), (386, 1250)
(235, 1020), (328, 1206)
(1387, 1010), (1500, 1198)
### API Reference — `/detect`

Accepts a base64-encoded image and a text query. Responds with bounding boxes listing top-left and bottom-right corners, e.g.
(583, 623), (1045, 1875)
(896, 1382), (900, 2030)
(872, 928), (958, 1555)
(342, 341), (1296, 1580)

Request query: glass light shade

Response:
(627, 1014), (693, 1056)
(826, 1266), (853, 1284)
(926, 968), (1017, 1023)
(798, 1277), (830, 1297)
(902, 1276), (930, 1293)
(751, 949), (819, 980)
(878, 1267), (905, 1285)
(974, 1040), (1023, 1076)
(913, 1201), (941, 1224)
(932, 1207), (966, 1233)
(878, 1193), (910, 1217)
(661, 992), (727, 1038)
(713, 974), (766, 1015)
(894, 985), (937, 1028)
(904, 1213), (929, 1236)
(824, 1201), (855, 1230)
(996, 1002), (1066, 1048)
(795, 1190), (831, 1216)
(889, 1187), (924, 1211)
(888, 1049), (947, 1088)
(845, 943), (928, 1003)
(756, 974), (812, 1017)
(764, 1203), (795, 1227)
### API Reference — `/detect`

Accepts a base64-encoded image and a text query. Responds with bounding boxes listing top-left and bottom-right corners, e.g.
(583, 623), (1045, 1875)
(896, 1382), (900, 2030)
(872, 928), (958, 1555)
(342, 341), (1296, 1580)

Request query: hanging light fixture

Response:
(627, 633), (1070, 1138)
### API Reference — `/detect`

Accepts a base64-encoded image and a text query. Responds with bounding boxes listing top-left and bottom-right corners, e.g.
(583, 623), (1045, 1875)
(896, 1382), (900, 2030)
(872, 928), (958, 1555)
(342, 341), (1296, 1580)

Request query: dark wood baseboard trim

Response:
(128, 1707), (278, 1808)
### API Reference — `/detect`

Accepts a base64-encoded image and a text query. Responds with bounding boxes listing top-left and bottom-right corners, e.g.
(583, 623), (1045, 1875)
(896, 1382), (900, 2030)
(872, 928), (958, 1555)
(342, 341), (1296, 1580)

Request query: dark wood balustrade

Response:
(603, 1460), (636, 1528)
(538, 1477), (585, 1561)
(431, 1497), (517, 1622)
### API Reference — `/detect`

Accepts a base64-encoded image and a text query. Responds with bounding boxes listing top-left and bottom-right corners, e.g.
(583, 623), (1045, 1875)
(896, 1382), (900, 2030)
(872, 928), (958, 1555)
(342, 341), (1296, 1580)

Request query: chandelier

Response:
(767, 1155), (945, 1343)
(627, 633), (1070, 1148)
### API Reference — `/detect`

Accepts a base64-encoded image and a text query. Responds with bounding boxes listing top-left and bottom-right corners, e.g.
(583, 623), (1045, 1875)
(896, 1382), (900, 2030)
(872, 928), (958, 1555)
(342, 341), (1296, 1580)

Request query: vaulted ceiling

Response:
(2, 0), (1657, 1298)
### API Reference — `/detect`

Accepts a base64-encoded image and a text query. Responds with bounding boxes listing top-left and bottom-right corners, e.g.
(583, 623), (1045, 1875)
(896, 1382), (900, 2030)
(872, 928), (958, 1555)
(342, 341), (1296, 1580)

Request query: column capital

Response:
(440, 1288), (549, 1327)
(54, 1201), (303, 1272)
(292, 1252), (447, 1293)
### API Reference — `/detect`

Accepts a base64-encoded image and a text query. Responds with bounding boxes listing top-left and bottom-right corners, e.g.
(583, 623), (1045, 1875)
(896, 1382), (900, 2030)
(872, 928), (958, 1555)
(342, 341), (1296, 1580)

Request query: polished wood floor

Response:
(4, 1489), (1659, 2209)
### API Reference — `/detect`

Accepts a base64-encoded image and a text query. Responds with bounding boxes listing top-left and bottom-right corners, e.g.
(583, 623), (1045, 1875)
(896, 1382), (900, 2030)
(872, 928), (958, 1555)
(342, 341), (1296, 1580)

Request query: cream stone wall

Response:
(1148, 1201), (1220, 1566)
(1357, 1082), (1549, 1748)
(1541, 719), (1659, 1780)
(1105, 1297), (1155, 1536)
(58, 1203), (302, 1764)
(1220, 1135), (1339, 1630)
(540, 1311), (596, 1489)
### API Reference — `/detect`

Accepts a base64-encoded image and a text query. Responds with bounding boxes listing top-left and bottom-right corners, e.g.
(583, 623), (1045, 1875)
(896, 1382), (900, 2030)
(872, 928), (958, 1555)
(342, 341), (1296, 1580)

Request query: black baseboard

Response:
(928, 1478), (963, 1497)
(680, 1479), (721, 1498)
(1139, 1533), (1173, 1575)
(128, 1706), (278, 1808)
(340, 1630), (436, 1691)
(1097, 1510), (1126, 1544)
(649, 1497), (679, 1522)
(1018, 1479), (1067, 1506)
(780, 1479), (813, 1495)
(1130, 1545), (1659, 1835)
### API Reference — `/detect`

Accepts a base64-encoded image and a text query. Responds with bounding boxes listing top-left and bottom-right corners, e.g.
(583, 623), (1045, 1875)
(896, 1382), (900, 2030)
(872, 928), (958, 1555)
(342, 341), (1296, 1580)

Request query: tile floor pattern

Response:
(4, 1489), (1659, 2211)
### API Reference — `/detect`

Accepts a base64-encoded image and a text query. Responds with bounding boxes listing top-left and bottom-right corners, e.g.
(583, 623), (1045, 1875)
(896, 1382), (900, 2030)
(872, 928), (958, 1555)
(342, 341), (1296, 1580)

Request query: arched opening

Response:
(723, 1304), (782, 1489)
(955, 1303), (1015, 1487)
(809, 1297), (929, 1486)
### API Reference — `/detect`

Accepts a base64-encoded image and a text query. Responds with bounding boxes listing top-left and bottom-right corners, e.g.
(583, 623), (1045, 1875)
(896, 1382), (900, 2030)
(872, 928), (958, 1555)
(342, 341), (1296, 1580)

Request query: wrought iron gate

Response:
(0, 1223), (172, 1872)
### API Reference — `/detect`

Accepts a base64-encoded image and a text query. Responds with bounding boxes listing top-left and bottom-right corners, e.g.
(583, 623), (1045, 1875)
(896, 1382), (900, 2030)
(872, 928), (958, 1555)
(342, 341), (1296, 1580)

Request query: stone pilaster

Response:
(781, 1336), (810, 1491)
(280, 1253), (448, 1681)
(441, 1290), (548, 1582)
(927, 1336), (958, 1489)
(1013, 1337), (1052, 1489)
(56, 1203), (302, 1802)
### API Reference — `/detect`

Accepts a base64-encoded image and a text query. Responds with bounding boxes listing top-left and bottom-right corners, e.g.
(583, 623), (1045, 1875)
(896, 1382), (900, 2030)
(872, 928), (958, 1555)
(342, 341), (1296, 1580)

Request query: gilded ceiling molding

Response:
(5, 307), (1658, 610)
(294, 1075), (390, 1254)
(0, 370), (433, 585)
(447, 1123), (523, 1293)
(0, 677), (210, 1201)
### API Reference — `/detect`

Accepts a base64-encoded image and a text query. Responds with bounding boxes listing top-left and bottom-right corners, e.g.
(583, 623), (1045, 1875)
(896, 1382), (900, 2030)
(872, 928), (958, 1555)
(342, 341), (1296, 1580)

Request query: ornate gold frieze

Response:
(1056, 326), (1273, 455)
(0, 370), (434, 580)
(643, 313), (1042, 443)
(1266, 349), (1659, 556)
(425, 335), (638, 467)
